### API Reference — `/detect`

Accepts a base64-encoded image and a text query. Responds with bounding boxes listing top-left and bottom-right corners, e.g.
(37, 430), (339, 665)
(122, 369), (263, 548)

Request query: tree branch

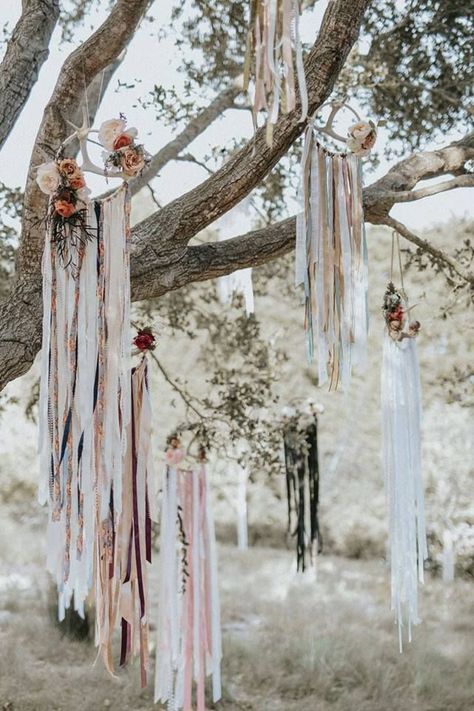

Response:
(0, 0), (59, 150)
(17, 0), (150, 276)
(383, 216), (474, 285)
(129, 80), (242, 195)
(380, 174), (474, 203)
(131, 0), (371, 273)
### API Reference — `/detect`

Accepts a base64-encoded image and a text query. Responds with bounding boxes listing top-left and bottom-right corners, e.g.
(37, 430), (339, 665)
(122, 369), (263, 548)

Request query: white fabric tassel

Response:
(382, 333), (427, 651)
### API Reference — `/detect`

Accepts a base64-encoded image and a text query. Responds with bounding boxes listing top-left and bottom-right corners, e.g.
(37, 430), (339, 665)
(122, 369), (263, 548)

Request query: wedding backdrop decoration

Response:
(155, 439), (222, 711)
(381, 235), (427, 651)
(282, 402), (323, 571)
(243, 0), (308, 145)
(295, 102), (376, 390)
(37, 108), (151, 676)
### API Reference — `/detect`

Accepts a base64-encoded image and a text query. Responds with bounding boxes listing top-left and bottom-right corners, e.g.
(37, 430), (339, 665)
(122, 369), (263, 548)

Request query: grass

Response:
(0, 545), (473, 710)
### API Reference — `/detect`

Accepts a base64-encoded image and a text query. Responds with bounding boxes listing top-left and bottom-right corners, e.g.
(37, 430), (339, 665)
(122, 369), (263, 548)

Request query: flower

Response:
(58, 158), (80, 178)
(347, 120), (377, 157)
(349, 121), (373, 141)
(98, 118), (137, 151)
(36, 162), (60, 195)
(69, 174), (86, 190)
(54, 199), (76, 218)
(121, 146), (145, 177)
(113, 133), (133, 150)
(133, 328), (156, 351)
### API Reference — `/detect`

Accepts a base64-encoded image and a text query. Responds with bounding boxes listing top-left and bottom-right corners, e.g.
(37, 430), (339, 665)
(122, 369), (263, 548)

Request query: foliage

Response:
(359, 0), (473, 154)
(136, 282), (283, 472)
(0, 182), (22, 299)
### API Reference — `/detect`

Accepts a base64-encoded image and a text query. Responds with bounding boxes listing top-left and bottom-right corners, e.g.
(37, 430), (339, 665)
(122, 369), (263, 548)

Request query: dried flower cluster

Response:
(98, 116), (150, 178)
(346, 120), (377, 157)
(36, 158), (90, 217)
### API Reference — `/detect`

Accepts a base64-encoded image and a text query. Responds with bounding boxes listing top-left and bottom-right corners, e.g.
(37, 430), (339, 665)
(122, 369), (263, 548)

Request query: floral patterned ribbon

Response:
(39, 183), (153, 680)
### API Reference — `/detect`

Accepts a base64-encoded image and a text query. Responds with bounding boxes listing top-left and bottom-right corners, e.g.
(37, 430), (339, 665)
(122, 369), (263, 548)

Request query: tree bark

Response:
(17, 0), (150, 277)
(0, 0), (60, 150)
(0, 0), (471, 393)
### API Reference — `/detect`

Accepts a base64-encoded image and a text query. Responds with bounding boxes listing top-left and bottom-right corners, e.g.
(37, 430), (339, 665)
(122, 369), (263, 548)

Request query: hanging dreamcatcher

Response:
(295, 102), (378, 390)
(243, 0), (308, 145)
(282, 402), (323, 571)
(155, 438), (222, 711)
(381, 233), (427, 651)
(37, 107), (153, 679)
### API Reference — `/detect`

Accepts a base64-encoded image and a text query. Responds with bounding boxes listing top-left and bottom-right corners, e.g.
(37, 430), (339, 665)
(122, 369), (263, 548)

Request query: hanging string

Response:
(391, 230), (405, 295)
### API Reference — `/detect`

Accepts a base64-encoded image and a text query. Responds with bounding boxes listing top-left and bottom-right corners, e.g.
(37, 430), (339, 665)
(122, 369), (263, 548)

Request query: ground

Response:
(0, 544), (473, 711)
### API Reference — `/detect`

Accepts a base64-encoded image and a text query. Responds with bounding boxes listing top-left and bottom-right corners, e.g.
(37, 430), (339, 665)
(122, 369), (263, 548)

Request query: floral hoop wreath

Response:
(35, 108), (150, 264)
(311, 99), (382, 157)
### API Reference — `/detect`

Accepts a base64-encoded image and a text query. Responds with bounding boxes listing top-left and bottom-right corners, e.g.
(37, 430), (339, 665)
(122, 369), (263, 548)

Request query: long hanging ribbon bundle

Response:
(39, 183), (154, 679)
(295, 125), (369, 390)
(243, 0), (308, 145)
(155, 446), (222, 711)
(283, 409), (322, 570)
(37, 113), (156, 680)
(381, 244), (427, 651)
(118, 354), (154, 685)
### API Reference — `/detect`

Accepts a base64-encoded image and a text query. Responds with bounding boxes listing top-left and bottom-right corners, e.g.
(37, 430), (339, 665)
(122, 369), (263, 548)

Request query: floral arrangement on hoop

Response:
(36, 157), (93, 267)
(98, 115), (150, 178)
(382, 282), (420, 341)
(346, 120), (378, 157)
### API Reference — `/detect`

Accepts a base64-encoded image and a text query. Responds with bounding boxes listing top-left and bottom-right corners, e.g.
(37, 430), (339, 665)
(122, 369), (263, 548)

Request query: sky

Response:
(0, 0), (471, 236)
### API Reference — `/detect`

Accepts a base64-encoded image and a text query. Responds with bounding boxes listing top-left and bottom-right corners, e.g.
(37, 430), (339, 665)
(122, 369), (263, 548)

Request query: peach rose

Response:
(36, 161), (60, 195)
(69, 174), (86, 190)
(113, 133), (133, 150)
(121, 147), (145, 177)
(54, 199), (76, 218)
(58, 158), (80, 179)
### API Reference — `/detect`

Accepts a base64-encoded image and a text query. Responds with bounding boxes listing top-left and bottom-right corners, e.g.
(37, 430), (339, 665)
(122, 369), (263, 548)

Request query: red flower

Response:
(133, 329), (155, 351)
(388, 305), (404, 322)
(113, 133), (133, 150)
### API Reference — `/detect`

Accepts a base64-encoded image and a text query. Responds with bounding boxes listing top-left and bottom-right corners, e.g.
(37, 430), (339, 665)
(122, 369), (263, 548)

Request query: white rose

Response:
(346, 136), (362, 153)
(348, 121), (373, 141)
(98, 118), (126, 150)
(36, 161), (60, 195)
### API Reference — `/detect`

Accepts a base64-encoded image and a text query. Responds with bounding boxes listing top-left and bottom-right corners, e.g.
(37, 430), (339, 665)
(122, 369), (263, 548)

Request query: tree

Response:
(0, 0), (472, 395)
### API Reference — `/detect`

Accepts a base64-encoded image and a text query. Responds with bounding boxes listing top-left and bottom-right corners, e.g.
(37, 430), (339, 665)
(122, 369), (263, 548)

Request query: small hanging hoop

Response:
(310, 99), (362, 144)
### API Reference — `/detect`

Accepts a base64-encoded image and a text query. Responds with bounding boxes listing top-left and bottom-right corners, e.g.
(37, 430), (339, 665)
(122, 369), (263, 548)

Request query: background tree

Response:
(0, 0), (472, 407)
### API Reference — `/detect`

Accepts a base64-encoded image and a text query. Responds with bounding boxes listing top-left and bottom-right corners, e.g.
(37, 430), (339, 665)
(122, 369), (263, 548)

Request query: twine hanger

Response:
(390, 230), (406, 297)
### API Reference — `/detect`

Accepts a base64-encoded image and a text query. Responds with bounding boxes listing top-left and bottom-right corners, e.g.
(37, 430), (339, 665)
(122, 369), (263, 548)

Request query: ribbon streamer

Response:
(155, 450), (222, 710)
(283, 410), (322, 570)
(296, 129), (369, 390)
(244, 0), (308, 145)
(381, 281), (427, 651)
